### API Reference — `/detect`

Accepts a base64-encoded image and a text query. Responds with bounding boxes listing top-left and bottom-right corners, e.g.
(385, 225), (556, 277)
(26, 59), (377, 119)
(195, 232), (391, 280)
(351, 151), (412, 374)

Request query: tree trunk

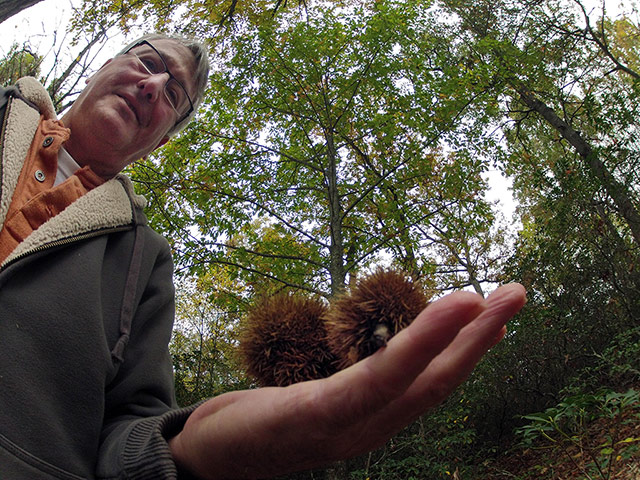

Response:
(440, 0), (640, 246)
(325, 129), (347, 296)
(517, 88), (640, 246)
(0, 0), (42, 24)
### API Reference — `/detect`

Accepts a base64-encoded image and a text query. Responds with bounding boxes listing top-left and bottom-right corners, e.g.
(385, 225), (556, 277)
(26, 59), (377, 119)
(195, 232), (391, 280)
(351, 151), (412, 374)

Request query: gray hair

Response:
(118, 33), (210, 137)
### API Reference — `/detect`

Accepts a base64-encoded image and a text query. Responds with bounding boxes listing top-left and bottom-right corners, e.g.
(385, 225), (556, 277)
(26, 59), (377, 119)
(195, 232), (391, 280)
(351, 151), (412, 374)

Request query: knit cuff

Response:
(121, 404), (199, 480)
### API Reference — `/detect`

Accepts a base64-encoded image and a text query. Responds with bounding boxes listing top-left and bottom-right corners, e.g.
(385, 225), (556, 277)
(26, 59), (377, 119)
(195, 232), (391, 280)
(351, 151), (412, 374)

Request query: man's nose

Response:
(139, 72), (168, 103)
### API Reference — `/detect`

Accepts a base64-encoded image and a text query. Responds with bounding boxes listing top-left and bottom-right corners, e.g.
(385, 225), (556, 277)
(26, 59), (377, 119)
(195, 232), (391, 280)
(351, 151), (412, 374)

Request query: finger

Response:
(318, 290), (487, 421)
(492, 325), (507, 347)
(308, 285), (525, 456)
(393, 283), (526, 414)
(430, 283), (526, 382)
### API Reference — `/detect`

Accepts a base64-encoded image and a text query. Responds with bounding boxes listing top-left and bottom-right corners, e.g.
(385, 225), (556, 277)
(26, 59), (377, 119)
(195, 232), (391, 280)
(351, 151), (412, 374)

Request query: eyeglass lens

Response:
(130, 42), (193, 119)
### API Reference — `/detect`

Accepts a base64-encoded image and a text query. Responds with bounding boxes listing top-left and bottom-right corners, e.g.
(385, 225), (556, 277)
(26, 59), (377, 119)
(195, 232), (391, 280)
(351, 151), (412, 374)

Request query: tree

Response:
(423, 0), (640, 450)
(1, 3), (115, 114)
(440, 0), (640, 245)
(0, 43), (40, 86)
(131, 0), (501, 306)
(170, 272), (251, 406)
(69, 0), (320, 40)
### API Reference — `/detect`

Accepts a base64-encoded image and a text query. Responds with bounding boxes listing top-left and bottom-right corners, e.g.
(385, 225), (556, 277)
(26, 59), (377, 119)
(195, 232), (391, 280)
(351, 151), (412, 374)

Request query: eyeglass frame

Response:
(123, 40), (194, 125)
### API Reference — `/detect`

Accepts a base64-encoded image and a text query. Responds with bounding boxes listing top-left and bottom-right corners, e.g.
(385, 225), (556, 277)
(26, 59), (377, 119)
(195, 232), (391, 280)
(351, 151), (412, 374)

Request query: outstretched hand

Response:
(169, 283), (527, 480)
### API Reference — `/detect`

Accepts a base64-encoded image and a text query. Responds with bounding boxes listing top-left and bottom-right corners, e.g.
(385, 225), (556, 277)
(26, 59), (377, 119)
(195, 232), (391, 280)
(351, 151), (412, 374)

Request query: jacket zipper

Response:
(0, 225), (133, 273)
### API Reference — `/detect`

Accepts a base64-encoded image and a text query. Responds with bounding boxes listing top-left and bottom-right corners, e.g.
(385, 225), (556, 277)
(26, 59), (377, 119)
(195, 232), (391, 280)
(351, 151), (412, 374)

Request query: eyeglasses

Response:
(124, 40), (194, 124)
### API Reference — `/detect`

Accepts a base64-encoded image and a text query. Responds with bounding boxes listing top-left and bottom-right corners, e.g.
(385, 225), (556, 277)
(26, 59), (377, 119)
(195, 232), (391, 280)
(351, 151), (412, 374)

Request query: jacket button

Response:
(43, 136), (54, 147)
(35, 170), (46, 182)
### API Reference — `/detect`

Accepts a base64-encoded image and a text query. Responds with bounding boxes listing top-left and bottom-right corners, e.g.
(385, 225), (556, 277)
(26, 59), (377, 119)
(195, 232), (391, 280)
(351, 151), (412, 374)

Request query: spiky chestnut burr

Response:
(324, 269), (428, 369)
(238, 293), (339, 387)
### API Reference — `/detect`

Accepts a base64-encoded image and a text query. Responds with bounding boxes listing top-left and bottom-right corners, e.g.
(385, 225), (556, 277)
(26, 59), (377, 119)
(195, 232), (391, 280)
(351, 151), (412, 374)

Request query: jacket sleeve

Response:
(95, 226), (199, 480)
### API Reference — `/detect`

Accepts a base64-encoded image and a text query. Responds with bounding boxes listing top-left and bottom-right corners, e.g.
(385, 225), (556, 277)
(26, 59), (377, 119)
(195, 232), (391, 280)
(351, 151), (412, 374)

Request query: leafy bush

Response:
(564, 327), (640, 397)
(516, 389), (640, 480)
(347, 394), (478, 480)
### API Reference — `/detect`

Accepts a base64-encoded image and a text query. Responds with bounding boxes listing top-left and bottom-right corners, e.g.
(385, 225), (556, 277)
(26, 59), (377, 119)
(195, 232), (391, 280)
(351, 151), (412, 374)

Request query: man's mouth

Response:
(120, 95), (140, 124)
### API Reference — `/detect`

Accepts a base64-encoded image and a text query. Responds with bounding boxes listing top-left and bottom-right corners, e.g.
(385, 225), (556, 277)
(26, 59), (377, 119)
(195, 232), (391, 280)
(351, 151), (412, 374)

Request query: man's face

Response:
(63, 38), (197, 178)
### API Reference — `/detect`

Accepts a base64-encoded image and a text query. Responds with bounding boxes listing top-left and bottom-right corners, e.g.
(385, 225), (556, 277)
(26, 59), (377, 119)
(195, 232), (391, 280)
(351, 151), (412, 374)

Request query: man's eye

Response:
(140, 57), (162, 74)
(166, 83), (183, 107)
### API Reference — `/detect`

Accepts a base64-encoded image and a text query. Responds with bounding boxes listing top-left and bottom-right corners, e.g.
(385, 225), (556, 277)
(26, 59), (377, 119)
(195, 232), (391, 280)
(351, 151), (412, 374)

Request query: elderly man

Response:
(0, 32), (526, 479)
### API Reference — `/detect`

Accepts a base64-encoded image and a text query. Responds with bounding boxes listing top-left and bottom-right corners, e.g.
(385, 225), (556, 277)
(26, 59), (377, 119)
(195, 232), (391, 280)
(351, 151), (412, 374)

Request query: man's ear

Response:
(154, 136), (170, 151)
(142, 137), (170, 161)
(86, 58), (113, 84)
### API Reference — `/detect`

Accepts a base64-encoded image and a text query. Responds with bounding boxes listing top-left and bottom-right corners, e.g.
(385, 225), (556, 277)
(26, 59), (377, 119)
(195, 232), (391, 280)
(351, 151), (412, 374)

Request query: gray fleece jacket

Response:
(0, 77), (195, 479)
